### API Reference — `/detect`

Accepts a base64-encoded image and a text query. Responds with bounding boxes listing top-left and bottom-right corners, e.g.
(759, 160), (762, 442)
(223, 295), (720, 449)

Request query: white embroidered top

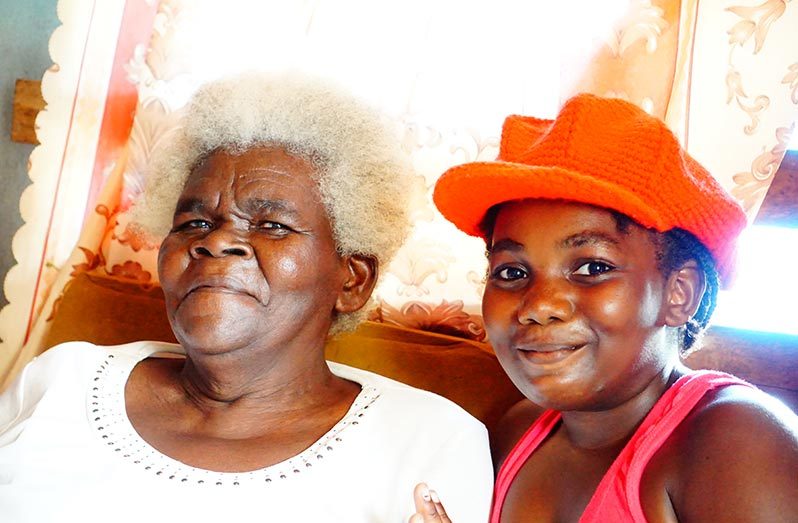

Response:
(0, 341), (493, 523)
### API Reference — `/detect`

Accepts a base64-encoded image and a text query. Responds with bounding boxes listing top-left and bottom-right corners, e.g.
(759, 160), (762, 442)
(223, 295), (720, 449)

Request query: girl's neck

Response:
(560, 362), (688, 449)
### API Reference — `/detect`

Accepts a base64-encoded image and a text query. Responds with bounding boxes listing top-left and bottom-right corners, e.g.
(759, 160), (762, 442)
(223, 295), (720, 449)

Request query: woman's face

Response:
(158, 145), (349, 356)
(482, 199), (677, 411)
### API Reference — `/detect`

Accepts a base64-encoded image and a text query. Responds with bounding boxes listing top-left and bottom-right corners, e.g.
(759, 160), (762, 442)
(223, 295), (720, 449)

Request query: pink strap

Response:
(490, 409), (561, 523)
(490, 371), (753, 523)
(586, 372), (753, 522)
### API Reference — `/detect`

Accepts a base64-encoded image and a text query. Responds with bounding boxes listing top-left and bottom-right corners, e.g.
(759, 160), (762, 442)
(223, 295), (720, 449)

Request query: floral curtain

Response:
(2, 0), (796, 389)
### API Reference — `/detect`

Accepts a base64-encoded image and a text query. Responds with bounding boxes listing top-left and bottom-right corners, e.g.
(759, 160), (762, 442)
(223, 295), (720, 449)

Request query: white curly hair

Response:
(130, 71), (416, 333)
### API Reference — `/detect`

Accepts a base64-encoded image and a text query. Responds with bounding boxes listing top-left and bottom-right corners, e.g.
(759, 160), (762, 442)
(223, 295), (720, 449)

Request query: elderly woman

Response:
(0, 72), (492, 522)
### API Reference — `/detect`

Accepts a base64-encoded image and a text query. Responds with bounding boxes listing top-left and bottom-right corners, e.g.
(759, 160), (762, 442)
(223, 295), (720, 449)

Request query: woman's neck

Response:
(169, 340), (359, 435)
(124, 342), (362, 470)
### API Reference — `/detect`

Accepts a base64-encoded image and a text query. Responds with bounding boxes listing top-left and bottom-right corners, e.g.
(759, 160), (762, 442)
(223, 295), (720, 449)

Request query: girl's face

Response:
(482, 199), (679, 412)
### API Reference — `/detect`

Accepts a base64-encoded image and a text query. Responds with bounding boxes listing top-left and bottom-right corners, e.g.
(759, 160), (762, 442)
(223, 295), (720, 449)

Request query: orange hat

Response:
(433, 94), (746, 282)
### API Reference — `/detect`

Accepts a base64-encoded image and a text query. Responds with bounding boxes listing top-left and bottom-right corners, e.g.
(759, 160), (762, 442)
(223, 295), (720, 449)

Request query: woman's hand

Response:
(409, 483), (452, 522)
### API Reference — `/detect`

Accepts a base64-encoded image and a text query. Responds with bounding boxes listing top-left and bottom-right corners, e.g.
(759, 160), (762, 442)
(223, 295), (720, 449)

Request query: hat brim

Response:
(433, 161), (669, 240)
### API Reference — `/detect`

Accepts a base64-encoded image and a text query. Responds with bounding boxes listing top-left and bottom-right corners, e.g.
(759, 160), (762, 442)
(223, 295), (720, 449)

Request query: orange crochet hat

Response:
(433, 94), (747, 282)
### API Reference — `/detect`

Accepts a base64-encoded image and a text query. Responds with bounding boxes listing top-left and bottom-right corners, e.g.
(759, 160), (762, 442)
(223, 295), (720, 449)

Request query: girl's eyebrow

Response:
(560, 231), (620, 248)
(487, 238), (524, 254)
(488, 230), (620, 254)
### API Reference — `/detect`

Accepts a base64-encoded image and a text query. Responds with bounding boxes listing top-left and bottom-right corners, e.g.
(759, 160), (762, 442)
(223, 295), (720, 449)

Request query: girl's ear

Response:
(663, 259), (706, 327)
(334, 254), (378, 314)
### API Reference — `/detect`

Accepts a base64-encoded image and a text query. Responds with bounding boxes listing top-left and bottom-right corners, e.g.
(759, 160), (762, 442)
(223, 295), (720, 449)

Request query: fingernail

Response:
(422, 486), (431, 502)
(430, 490), (440, 504)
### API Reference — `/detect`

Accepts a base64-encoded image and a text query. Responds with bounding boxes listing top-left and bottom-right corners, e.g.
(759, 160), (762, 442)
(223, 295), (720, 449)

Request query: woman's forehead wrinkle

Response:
(240, 198), (300, 218)
(233, 167), (297, 194)
(176, 179), (223, 214)
(226, 168), (296, 220)
(244, 166), (294, 176)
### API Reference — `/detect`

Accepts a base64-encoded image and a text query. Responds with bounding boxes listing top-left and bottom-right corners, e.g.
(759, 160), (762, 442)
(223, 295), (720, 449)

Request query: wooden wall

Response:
(687, 327), (798, 411)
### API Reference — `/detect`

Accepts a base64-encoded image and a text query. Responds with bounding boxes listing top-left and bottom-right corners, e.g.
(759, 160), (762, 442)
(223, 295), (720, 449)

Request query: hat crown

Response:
(433, 93), (747, 282)
(499, 94), (676, 177)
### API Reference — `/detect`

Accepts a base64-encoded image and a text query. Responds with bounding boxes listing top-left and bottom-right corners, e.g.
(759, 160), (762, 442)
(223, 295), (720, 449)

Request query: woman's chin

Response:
(170, 315), (264, 354)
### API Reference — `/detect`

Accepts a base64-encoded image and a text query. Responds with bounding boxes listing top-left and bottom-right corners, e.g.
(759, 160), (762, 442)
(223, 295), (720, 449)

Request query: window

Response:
(713, 225), (798, 335)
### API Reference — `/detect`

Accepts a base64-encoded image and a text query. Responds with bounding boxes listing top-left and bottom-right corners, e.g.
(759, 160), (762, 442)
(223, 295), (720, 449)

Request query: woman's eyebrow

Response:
(173, 198), (205, 215)
(242, 198), (300, 218)
(173, 198), (300, 219)
(559, 231), (620, 248)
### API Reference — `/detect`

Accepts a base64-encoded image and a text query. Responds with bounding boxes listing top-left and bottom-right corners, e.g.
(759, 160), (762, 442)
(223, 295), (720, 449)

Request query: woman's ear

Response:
(335, 254), (378, 314)
(663, 260), (706, 327)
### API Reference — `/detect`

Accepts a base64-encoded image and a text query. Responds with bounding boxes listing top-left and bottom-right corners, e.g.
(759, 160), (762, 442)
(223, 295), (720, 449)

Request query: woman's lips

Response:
(181, 275), (264, 304)
(188, 285), (246, 295)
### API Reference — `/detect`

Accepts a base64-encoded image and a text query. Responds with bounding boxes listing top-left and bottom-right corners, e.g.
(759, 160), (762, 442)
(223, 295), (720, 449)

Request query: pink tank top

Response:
(490, 371), (752, 522)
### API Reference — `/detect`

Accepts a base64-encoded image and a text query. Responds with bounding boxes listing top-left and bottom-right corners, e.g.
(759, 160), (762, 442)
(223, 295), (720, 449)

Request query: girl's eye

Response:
(492, 266), (528, 281)
(573, 261), (615, 276)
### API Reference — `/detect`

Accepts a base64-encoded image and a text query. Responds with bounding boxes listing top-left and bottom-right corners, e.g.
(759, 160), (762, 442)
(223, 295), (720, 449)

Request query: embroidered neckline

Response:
(86, 345), (380, 486)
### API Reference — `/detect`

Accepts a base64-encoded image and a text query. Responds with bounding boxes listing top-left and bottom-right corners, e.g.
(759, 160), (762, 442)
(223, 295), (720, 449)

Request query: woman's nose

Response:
(189, 228), (254, 259)
(517, 277), (575, 326)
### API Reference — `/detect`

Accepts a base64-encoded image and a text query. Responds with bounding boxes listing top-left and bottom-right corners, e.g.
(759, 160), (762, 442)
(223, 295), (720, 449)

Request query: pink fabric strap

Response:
(490, 371), (753, 523)
(490, 409), (562, 523)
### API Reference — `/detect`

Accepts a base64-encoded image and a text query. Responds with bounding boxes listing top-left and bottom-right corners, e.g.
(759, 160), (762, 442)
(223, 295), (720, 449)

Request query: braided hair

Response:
(656, 228), (720, 353)
(611, 212), (718, 353)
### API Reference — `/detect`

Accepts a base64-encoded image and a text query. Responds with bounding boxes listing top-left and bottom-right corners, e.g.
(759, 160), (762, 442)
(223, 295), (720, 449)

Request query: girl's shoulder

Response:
(674, 382), (797, 454)
(657, 383), (798, 521)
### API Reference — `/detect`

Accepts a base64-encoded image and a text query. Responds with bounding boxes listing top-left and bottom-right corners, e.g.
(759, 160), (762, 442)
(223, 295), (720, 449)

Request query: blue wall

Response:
(0, 0), (59, 307)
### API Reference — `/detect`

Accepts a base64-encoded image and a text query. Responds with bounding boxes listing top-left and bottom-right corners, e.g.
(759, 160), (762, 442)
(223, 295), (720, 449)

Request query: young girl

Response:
(411, 94), (798, 522)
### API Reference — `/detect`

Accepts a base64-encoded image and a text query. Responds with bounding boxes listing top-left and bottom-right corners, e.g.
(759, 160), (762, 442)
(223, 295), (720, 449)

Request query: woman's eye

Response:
(254, 221), (296, 236)
(573, 261), (615, 276)
(492, 266), (528, 281)
(257, 221), (289, 231)
(174, 219), (211, 231)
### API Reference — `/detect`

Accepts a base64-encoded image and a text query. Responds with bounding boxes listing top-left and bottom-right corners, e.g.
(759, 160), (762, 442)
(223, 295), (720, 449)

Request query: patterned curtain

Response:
(2, 0), (796, 389)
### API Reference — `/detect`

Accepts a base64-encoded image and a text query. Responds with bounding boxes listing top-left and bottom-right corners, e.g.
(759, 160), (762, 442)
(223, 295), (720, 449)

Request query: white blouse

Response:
(0, 341), (493, 522)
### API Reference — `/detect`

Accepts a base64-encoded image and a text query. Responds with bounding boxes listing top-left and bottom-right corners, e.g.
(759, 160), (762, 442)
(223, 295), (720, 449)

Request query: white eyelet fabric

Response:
(0, 341), (493, 522)
(86, 347), (380, 487)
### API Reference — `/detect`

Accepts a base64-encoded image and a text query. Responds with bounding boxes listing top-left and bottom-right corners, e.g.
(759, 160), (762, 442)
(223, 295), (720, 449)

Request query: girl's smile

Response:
(482, 199), (677, 412)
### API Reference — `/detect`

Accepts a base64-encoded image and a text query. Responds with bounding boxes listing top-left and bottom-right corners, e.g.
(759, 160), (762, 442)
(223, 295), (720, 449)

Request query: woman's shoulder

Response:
(28, 340), (179, 372)
(0, 342), (103, 437)
(2, 341), (180, 410)
(7, 341), (110, 390)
